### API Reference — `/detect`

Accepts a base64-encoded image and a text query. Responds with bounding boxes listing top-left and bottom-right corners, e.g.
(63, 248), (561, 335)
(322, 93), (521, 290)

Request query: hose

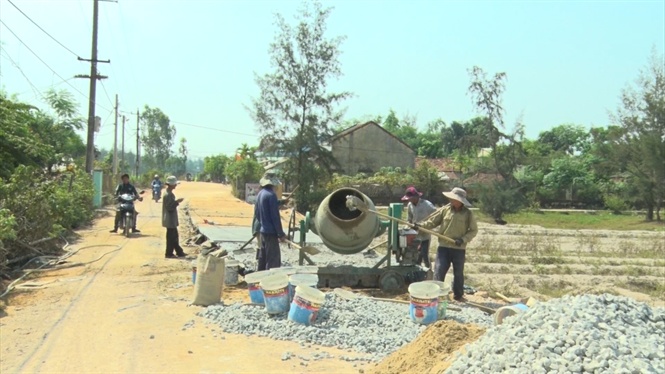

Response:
(0, 240), (122, 299)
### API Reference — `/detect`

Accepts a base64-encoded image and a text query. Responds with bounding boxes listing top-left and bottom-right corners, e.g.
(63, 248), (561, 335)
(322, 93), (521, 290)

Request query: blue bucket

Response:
(261, 274), (290, 315)
(245, 270), (271, 304)
(288, 285), (325, 326)
(288, 274), (318, 303)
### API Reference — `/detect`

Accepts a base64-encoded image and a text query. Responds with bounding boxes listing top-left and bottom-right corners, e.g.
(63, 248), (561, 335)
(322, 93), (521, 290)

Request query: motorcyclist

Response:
(151, 174), (162, 199)
(110, 173), (143, 233)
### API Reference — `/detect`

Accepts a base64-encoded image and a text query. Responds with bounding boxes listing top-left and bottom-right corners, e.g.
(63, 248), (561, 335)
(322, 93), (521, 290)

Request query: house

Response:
(330, 121), (416, 175)
(415, 157), (462, 181)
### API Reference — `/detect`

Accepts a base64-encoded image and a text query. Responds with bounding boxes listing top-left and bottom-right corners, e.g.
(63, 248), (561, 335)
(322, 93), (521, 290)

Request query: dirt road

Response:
(0, 182), (358, 373)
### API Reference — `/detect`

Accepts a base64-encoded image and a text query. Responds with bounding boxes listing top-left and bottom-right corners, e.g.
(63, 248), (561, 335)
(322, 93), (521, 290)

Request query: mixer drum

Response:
(312, 188), (380, 255)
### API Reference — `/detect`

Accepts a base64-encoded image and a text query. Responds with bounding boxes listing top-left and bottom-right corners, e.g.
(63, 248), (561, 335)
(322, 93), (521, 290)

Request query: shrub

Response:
(604, 194), (628, 214)
(476, 180), (525, 221)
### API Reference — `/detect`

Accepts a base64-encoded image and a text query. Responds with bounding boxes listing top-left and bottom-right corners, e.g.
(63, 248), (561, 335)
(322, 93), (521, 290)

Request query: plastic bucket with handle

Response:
(288, 273), (319, 303)
(260, 273), (290, 315)
(494, 303), (529, 325)
(422, 280), (451, 318)
(244, 270), (271, 304)
(408, 282), (439, 325)
(288, 285), (325, 326)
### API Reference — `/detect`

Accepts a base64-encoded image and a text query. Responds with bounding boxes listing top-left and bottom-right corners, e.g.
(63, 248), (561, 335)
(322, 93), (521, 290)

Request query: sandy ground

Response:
(2, 182), (663, 374)
(0, 182), (360, 374)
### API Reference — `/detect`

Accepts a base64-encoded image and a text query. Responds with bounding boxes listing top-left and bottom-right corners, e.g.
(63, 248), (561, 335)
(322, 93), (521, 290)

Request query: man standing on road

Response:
(163, 176), (187, 259)
(110, 173), (142, 233)
(414, 187), (477, 302)
(254, 172), (286, 270)
(402, 187), (437, 269)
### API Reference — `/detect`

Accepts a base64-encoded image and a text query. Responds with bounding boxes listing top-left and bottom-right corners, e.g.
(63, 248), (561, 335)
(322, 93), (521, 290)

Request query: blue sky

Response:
(1, 0), (663, 159)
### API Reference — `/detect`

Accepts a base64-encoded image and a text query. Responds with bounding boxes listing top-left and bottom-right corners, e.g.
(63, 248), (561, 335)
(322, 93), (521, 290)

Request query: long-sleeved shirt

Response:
(406, 199), (437, 240)
(254, 187), (285, 237)
(419, 204), (478, 249)
(151, 179), (162, 189)
(114, 182), (139, 198)
(252, 197), (287, 235)
(162, 189), (180, 228)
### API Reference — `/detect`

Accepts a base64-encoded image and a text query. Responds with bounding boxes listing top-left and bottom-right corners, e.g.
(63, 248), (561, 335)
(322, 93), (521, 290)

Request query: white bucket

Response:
(288, 274), (319, 303)
(408, 282), (440, 325)
(422, 280), (451, 318)
(260, 273), (290, 315)
(224, 259), (240, 286)
(244, 270), (272, 304)
(494, 303), (529, 325)
(272, 267), (298, 277)
(288, 285), (325, 325)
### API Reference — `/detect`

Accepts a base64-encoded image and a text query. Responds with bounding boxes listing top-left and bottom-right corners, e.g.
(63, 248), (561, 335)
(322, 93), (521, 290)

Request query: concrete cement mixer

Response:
(287, 187), (428, 291)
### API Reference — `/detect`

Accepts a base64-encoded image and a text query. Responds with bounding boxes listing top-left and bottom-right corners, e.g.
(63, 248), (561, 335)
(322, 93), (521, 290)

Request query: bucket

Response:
(422, 280), (451, 318)
(288, 285), (325, 326)
(224, 260), (240, 286)
(494, 303), (529, 325)
(191, 260), (197, 284)
(273, 267), (298, 277)
(244, 270), (272, 304)
(296, 266), (319, 274)
(399, 229), (418, 248)
(408, 282), (440, 325)
(288, 274), (319, 303)
(260, 273), (290, 315)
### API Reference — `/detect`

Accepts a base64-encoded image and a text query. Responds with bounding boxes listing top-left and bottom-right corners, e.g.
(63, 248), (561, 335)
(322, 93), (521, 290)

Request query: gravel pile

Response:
(446, 294), (665, 374)
(199, 292), (493, 361)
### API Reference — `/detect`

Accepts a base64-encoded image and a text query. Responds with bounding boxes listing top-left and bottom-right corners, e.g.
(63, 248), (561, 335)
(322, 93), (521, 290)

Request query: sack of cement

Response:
(191, 253), (225, 306)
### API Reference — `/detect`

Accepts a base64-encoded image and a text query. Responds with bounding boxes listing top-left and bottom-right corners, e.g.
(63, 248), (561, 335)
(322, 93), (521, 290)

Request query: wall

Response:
(331, 124), (415, 175)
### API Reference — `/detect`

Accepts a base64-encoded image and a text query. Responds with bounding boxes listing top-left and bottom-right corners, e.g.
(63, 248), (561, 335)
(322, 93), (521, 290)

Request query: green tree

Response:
(249, 0), (351, 211)
(236, 143), (257, 160)
(140, 106), (176, 170)
(613, 50), (665, 221)
(203, 154), (231, 183)
(537, 124), (589, 155)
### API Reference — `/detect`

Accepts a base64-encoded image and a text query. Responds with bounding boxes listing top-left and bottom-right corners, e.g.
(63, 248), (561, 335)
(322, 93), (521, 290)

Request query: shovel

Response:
(284, 239), (321, 256)
(346, 195), (457, 245)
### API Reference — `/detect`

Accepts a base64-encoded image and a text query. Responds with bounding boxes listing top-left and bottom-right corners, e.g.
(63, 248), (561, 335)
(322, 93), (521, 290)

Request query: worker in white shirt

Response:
(402, 186), (437, 269)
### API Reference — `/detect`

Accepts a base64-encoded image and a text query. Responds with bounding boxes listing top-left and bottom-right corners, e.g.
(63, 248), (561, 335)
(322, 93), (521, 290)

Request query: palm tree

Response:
(236, 143), (257, 160)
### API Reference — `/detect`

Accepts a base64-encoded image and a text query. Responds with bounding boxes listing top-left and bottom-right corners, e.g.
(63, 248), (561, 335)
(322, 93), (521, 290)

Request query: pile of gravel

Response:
(446, 294), (665, 373)
(199, 292), (493, 361)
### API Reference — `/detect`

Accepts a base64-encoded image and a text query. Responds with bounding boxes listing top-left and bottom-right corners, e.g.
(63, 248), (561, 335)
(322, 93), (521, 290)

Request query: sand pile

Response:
(370, 320), (485, 374)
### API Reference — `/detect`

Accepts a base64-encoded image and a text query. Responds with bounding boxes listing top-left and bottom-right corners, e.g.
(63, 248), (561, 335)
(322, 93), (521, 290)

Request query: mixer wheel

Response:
(379, 270), (405, 292)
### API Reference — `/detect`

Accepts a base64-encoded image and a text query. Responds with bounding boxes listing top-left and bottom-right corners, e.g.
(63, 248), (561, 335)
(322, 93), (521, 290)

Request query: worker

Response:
(413, 187), (478, 302)
(251, 189), (292, 262)
(402, 186), (437, 269)
(254, 172), (286, 270)
(163, 175), (187, 258)
(110, 173), (142, 233)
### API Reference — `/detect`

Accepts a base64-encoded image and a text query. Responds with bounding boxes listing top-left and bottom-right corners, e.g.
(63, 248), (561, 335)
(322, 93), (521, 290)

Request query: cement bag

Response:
(191, 253), (225, 306)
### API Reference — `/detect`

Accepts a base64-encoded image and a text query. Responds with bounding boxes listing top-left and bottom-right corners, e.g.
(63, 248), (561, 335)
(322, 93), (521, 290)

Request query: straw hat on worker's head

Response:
(165, 175), (179, 186)
(259, 172), (281, 187)
(443, 187), (472, 207)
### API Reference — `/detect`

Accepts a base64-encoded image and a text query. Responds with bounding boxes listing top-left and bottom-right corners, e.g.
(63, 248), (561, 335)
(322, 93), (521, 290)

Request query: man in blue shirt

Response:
(254, 172), (286, 270)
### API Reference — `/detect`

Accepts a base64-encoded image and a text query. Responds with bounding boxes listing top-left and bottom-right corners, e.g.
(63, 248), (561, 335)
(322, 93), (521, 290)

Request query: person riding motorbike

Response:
(151, 174), (163, 200)
(110, 174), (143, 233)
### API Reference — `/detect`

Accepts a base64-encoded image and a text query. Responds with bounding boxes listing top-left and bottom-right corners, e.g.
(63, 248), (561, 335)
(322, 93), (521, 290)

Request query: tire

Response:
(125, 216), (133, 237)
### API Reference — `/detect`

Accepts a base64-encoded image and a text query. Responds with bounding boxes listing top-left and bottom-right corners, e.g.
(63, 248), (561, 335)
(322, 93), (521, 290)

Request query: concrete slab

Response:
(198, 225), (324, 244)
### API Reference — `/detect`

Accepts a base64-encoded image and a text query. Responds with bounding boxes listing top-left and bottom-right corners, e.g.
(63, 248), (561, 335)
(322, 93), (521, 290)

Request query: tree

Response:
(203, 154), (231, 182)
(249, 0), (351, 211)
(236, 143), (257, 160)
(140, 106), (176, 170)
(537, 124), (589, 155)
(613, 50), (665, 221)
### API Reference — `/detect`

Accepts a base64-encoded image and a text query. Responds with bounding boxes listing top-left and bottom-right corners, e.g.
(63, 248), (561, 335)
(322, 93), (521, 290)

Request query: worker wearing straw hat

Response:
(415, 187), (478, 302)
(163, 176), (187, 259)
(254, 172), (286, 270)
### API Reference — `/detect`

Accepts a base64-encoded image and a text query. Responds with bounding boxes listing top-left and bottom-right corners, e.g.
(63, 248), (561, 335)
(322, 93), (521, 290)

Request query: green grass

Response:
(479, 211), (665, 231)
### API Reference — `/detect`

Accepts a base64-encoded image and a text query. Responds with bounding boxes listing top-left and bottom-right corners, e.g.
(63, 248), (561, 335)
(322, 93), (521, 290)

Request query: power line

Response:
(7, 0), (82, 59)
(100, 80), (114, 108)
(169, 120), (259, 137)
(0, 19), (111, 112)
(0, 49), (44, 100)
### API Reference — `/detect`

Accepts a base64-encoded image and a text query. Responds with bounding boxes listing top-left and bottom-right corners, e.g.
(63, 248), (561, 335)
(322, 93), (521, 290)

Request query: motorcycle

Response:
(152, 184), (162, 202)
(118, 190), (145, 237)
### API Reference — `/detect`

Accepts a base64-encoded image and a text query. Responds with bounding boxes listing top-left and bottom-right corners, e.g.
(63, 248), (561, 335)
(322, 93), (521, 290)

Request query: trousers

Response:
(434, 246), (466, 298)
(165, 228), (184, 256)
(258, 234), (281, 271)
(415, 239), (431, 268)
(114, 210), (138, 229)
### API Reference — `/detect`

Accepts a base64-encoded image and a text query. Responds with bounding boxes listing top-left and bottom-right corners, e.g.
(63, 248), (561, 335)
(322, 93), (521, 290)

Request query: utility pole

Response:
(121, 115), (126, 168)
(77, 0), (110, 174)
(112, 94), (118, 176)
(135, 109), (140, 177)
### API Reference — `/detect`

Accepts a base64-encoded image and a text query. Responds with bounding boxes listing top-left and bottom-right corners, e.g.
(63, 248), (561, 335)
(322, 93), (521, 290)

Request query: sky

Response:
(1, 0), (663, 160)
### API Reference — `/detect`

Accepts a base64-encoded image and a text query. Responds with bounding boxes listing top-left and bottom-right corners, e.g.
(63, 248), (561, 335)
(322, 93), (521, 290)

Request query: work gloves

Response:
(454, 238), (464, 246)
